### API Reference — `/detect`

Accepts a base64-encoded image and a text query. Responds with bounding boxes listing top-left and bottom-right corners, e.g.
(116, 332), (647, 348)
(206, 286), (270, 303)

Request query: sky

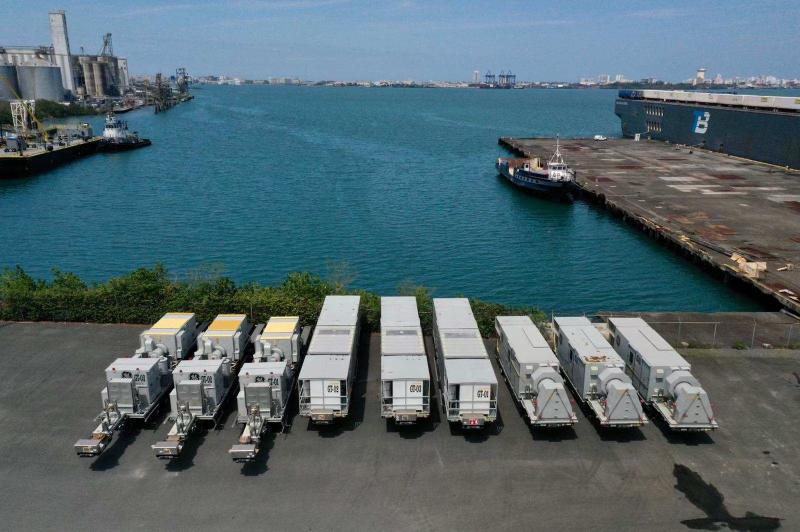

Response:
(5, 0), (799, 81)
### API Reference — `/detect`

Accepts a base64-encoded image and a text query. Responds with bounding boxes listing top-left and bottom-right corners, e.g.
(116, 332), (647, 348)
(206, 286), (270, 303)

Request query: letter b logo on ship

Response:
(693, 111), (710, 134)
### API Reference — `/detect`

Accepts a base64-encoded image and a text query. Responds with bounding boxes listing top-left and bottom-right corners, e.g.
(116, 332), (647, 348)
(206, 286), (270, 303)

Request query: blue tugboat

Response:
(496, 138), (575, 199)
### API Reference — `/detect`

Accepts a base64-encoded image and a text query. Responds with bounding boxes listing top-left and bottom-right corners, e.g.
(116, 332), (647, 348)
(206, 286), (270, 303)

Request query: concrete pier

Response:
(499, 137), (800, 314)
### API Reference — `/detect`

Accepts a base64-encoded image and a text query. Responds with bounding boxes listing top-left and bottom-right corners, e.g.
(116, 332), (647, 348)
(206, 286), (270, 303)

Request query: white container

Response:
(495, 316), (576, 426)
(380, 297), (430, 423)
(298, 296), (361, 422)
(553, 317), (646, 427)
(608, 317), (717, 431)
(432, 298), (498, 428)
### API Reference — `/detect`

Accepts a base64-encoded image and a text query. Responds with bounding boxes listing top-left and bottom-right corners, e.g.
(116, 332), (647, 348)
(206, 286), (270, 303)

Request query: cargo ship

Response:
(615, 89), (800, 169)
(496, 138), (575, 199)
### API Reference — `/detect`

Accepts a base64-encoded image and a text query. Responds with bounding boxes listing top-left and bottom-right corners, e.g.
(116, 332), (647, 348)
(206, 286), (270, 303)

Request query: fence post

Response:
(677, 320), (682, 345)
(751, 320), (757, 348)
(712, 323), (717, 348)
(787, 324), (794, 349)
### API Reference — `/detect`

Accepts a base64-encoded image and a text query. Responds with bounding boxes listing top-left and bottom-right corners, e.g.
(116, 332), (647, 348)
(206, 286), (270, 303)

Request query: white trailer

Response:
(432, 298), (498, 430)
(229, 316), (309, 462)
(380, 296), (430, 424)
(153, 314), (256, 459)
(495, 316), (576, 427)
(553, 317), (647, 427)
(74, 312), (199, 457)
(608, 317), (718, 431)
(298, 296), (361, 424)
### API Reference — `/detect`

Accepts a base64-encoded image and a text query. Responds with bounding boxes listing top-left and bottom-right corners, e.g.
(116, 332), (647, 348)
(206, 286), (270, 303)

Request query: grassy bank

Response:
(0, 265), (545, 336)
(0, 99), (101, 125)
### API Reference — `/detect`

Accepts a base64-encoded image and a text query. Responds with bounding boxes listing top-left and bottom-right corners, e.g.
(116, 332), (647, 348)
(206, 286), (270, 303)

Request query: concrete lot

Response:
(0, 321), (797, 531)
(501, 137), (800, 313)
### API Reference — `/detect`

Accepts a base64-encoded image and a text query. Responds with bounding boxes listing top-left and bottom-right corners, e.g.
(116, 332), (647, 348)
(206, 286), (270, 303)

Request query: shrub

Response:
(0, 265), (544, 336)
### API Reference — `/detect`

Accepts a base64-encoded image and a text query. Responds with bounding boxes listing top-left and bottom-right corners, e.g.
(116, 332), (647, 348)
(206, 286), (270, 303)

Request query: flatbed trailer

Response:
(153, 314), (259, 459)
(74, 313), (199, 457)
(432, 298), (498, 430)
(553, 317), (647, 428)
(298, 296), (361, 424)
(229, 317), (310, 462)
(380, 297), (431, 425)
(608, 317), (718, 431)
(495, 316), (576, 427)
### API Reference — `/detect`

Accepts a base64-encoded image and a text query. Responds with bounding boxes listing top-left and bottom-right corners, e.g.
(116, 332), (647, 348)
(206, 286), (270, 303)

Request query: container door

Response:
(405, 380), (424, 409)
(323, 379), (342, 411)
(461, 383), (491, 414)
(310, 379), (325, 409)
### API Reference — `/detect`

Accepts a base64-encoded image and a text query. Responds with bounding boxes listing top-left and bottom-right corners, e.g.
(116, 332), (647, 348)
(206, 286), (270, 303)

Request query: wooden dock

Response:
(499, 136), (800, 314)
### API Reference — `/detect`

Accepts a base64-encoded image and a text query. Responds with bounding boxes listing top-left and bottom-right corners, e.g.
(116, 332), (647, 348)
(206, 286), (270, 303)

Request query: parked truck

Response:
(553, 317), (647, 427)
(608, 317), (718, 431)
(153, 314), (257, 459)
(229, 316), (310, 462)
(74, 312), (199, 457)
(380, 296), (430, 425)
(433, 298), (498, 430)
(298, 296), (361, 424)
(495, 316), (576, 427)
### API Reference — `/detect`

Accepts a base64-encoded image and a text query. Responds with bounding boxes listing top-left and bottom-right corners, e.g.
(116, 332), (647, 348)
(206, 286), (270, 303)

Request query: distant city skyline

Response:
(6, 1), (799, 82)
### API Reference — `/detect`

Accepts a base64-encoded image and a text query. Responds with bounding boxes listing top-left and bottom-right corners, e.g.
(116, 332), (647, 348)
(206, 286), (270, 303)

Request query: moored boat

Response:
(496, 138), (575, 199)
(98, 113), (151, 152)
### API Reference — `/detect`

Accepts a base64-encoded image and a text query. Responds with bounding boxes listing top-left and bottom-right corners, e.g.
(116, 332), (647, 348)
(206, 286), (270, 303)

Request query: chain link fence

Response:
(596, 312), (800, 349)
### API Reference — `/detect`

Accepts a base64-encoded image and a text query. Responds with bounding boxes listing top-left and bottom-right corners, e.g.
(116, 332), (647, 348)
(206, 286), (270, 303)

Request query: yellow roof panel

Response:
(207, 315), (246, 332)
(265, 318), (300, 334)
(151, 313), (193, 330)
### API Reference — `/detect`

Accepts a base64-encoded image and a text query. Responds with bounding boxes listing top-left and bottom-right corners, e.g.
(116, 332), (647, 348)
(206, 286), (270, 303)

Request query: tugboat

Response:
(496, 138), (575, 200)
(98, 114), (151, 152)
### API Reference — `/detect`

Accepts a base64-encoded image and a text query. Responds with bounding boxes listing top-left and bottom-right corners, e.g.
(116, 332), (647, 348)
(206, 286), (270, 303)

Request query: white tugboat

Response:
(98, 113), (151, 152)
(496, 137), (576, 200)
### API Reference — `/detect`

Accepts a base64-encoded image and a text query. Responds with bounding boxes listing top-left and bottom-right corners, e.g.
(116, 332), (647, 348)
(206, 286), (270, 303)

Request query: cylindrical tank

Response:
(79, 58), (95, 97)
(91, 61), (106, 97)
(0, 64), (20, 99)
(16, 65), (65, 101)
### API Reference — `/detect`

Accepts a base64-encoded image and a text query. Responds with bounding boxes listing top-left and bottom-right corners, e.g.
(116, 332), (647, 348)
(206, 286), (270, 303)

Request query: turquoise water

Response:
(0, 86), (761, 313)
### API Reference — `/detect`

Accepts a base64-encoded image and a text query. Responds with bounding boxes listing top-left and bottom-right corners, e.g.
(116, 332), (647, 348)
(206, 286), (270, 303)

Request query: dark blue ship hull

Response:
(496, 162), (573, 199)
(615, 97), (800, 169)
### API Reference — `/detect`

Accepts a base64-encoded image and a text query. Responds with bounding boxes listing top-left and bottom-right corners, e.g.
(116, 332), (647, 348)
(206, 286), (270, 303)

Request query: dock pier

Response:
(499, 137), (800, 314)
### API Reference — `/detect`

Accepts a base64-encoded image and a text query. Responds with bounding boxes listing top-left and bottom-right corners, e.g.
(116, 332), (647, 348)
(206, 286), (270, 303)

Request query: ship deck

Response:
(0, 137), (102, 178)
(500, 137), (800, 313)
(0, 137), (102, 159)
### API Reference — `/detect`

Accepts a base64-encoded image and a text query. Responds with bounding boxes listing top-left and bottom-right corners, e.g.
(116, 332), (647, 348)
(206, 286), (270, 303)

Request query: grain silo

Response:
(16, 65), (66, 101)
(0, 64), (20, 99)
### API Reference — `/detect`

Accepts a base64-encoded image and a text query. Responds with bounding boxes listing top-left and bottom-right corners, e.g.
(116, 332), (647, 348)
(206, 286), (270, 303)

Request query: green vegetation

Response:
(732, 340), (749, 350)
(0, 265), (546, 336)
(0, 99), (100, 126)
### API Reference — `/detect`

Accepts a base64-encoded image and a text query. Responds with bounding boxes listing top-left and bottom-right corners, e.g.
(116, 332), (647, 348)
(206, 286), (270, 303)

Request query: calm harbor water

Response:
(0, 86), (761, 313)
